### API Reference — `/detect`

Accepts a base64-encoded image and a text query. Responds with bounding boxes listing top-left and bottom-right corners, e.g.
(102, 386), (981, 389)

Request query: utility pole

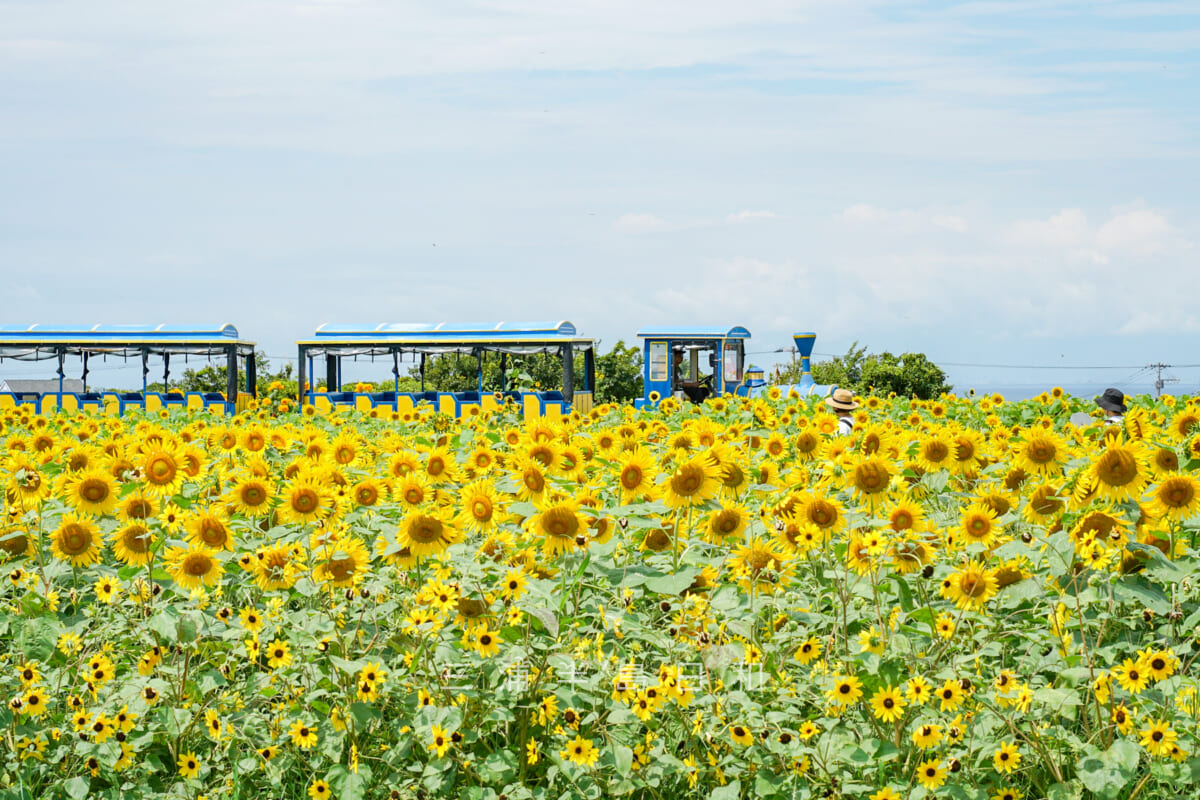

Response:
(1149, 363), (1179, 398)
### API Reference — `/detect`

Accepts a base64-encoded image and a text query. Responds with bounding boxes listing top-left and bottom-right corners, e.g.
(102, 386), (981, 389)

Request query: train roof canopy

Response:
(636, 326), (751, 340)
(301, 321), (594, 355)
(0, 324), (255, 361)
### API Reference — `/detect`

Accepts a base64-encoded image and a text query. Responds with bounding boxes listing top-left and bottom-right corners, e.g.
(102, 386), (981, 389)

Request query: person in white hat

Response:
(825, 388), (860, 436)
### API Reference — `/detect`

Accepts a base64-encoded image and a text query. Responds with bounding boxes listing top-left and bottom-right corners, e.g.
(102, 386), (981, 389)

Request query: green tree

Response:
(397, 341), (642, 403)
(772, 341), (866, 387)
(148, 351), (296, 396)
(773, 341), (951, 400)
(858, 351), (952, 399)
(594, 340), (642, 404)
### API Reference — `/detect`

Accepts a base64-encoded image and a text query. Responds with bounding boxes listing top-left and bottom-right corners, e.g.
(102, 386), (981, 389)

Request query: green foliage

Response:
(775, 341), (952, 399)
(340, 341), (642, 404)
(593, 339), (642, 404)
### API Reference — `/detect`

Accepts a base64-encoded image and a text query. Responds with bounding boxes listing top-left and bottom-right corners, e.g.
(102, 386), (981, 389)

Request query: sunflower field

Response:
(4, 390), (1200, 800)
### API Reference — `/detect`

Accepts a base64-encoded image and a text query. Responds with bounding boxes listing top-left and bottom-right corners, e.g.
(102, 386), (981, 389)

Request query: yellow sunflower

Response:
(167, 546), (225, 592)
(421, 446), (458, 484)
(959, 502), (1001, 548)
(111, 523), (156, 566)
(350, 477), (386, 509)
(394, 473), (433, 508)
(140, 447), (185, 497)
(7, 456), (53, 507)
(398, 510), (462, 558)
(456, 479), (502, 533)
(50, 513), (103, 567)
(845, 456), (894, 507)
(944, 563), (997, 610)
(529, 499), (587, 557)
(705, 504), (749, 544)
(116, 489), (160, 523)
(58, 468), (119, 517)
(729, 537), (792, 594)
(660, 454), (721, 509)
(885, 499), (924, 533)
(1012, 430), (1069, 477)
(1147, 475), (1200, 522)
(792, 494), (846, 537)
(1088, 442), (1150, 503)
(185, 508), (235, 552)
(225, 476), (274, 517)
(277, 478), (333, 526)
(616, 447), (658, 504)
(914, 434), (954, 473)
(312, 536), (371, 588)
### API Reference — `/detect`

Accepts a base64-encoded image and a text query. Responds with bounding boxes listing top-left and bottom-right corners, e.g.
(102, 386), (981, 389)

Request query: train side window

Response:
(723, 342), (743, 383)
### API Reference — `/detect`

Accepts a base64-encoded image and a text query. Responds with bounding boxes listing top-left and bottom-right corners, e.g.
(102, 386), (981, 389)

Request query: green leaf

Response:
(710, 779), (741, 800)
(943, 787), (987, 800)
(331, 656), (365, 676)
(147, 608), (180, 643)
(612, 744), (633, 776)
(508, 501), (538, 518)
(480, 751), (518, 783)
(1046, 780), (1083, 799)
(1103, 739), (1141, 776)
(529, 607), (559, 638)
(329, 764), (371, 800)
(1128, 543), (1188, 583)
(1113, 576), (1171, 614)
(644, 568), (699, 596)
(64, 777), (90, 800)
(1035, 686), (1082, 710)
(349, 702), (381, 726)
(1076, 741), (1140, 800)
(16, 616), (58, 662)
(754, 771), (784, 798)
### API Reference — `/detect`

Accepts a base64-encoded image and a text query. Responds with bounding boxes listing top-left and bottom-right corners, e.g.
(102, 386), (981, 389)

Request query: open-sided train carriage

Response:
(0, 324), (257, 415)
(297, 321), (596, 420)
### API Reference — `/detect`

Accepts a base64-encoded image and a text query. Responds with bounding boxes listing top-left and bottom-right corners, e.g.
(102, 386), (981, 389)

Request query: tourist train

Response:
(0, 322), (831, 419)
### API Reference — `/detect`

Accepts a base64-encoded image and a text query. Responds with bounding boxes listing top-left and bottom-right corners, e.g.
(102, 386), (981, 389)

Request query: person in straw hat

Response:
(1094, 387), (1126, 427)
(825, 388), (860, 436)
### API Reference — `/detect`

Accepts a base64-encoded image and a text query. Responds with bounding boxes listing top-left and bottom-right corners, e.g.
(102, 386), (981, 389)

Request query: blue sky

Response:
(1, 0), (1198, 397)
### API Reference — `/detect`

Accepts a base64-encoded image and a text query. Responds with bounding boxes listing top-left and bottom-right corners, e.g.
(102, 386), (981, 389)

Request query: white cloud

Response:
(1007, 206), (1179, 259)
(613, 213), (670, 234)
(931, 214), (968, 233)
(838, 203), (891, 224)
(726, 209), (779, 224)
(652, 257), (811, 320)
(1117, 310), (1200, 335)
(1007, 208), (1090, 248)
(1096, 209), (1172, 253)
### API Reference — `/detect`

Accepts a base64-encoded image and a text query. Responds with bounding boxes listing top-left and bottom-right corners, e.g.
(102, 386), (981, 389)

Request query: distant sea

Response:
(948, 382), (1196, 402)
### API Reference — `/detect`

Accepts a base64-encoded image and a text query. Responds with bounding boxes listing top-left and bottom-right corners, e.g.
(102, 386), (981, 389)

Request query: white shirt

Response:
(837, 416), (855, 436)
